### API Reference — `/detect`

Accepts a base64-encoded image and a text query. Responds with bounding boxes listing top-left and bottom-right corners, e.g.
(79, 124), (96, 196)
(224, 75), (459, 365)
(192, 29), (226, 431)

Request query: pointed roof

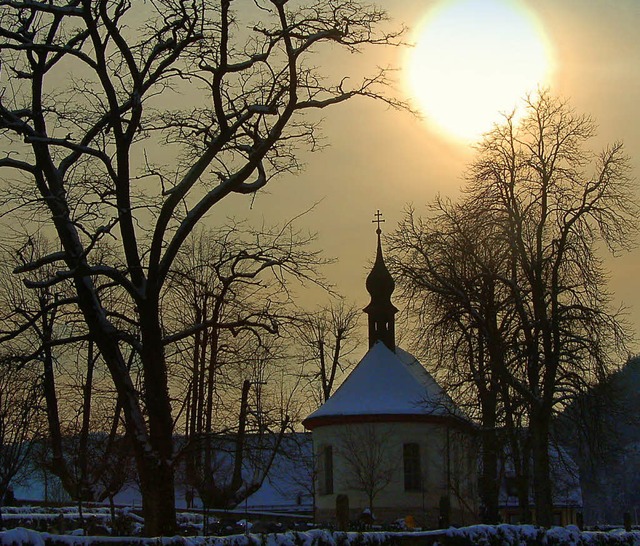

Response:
(363, 212), (398, 351)
(302, 342), (466, 430)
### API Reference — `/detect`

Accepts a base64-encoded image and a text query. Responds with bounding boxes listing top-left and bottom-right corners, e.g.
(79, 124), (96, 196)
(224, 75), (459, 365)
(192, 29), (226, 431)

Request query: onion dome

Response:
(363, 211), (398, 351)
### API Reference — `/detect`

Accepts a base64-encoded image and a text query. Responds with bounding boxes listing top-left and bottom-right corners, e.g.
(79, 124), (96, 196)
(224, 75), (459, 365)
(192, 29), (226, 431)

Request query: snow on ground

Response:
(2, 506), (640, 545)
(3, 522), (640, 546)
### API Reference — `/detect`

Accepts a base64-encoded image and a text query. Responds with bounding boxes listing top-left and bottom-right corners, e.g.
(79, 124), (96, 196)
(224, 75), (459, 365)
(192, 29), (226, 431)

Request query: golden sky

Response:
(217, 0), (640, 353)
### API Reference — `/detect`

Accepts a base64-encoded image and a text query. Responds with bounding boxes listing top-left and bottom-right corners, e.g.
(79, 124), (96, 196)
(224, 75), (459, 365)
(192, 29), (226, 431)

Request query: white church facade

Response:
(302, 220), (479, 527)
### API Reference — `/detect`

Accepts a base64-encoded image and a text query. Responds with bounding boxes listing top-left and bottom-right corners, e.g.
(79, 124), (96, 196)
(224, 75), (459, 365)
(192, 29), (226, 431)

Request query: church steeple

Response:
(363, 211), (398, 351)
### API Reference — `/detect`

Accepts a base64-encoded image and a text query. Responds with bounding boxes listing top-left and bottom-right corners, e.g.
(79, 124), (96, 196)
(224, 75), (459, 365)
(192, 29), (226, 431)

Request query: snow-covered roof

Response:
(303, 341), (464, 428)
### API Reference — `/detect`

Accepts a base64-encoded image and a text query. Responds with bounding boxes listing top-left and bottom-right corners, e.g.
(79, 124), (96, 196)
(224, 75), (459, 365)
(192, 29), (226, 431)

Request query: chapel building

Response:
(302, 217), (479, 527)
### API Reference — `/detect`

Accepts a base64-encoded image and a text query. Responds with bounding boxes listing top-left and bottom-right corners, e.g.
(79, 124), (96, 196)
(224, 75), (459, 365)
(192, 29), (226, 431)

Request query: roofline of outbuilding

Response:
(302, 412), (476, 432)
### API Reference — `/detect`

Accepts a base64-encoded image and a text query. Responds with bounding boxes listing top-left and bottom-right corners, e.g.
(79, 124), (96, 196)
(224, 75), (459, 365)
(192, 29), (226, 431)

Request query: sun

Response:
(406, 0), (555, 144)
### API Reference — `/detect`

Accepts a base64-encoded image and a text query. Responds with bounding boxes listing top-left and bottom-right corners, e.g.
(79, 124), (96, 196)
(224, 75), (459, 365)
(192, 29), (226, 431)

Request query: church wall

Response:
(312, 420), (478, 528)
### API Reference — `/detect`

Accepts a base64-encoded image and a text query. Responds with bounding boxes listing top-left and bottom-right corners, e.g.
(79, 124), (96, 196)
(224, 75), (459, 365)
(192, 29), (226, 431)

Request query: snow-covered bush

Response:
(2, 525), (640, 546)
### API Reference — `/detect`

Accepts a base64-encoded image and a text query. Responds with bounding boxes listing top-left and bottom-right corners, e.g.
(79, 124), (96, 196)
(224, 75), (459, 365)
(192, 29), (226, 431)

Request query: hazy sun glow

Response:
(407, 0), (555, 143)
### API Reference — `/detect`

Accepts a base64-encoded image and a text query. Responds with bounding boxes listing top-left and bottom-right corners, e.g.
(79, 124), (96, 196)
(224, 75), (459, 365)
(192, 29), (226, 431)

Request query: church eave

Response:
(302, 412), (476, 432)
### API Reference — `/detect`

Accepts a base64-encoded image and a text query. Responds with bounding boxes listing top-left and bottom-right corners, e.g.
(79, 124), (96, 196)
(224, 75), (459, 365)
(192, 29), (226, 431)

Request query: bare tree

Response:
(389, 203), (516, 523)
(0, 355), (43, 525)
(467, 91), (636, 525)
(338, 424), (395, 515)
(554, 354), (640, 524)
(446, 428), (479, 526)
(179, 362), (291, 515)
(390, 91), (637, 527)
(60, 352), (136, 525)
(166, 220), (324, 439)
(0, 0), (405, 534)
(296, 301), (361, 406)
(165, 221), (320, 512)
(180, 376), (290, 533)
(0, 239), (135, 519)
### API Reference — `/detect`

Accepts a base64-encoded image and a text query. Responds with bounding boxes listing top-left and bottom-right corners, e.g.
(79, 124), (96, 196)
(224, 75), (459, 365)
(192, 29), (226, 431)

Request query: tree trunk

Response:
(479, 324), (504, 524)
(479, 432), (500, 523)
(530, 407), (553, 527)
(231, 380), (251, 494)
(517, 472), (531, 523)
(137, 455), (177, 536)
(188, 304), (203, 439)
(479, 397), (500, 524)
(205, 319), (220, 436)
(78, 341), (96, 505)
(508, 431), (532, 524)
(109, 496), (116, 528)
(40, 295), (76, 495)
(138, 300), (176, 536)
(66, 271), (176, 535)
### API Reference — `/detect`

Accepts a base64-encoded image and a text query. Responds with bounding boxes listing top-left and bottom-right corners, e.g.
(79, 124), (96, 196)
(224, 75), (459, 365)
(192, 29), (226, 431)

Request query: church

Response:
(302, 218), (479, 527)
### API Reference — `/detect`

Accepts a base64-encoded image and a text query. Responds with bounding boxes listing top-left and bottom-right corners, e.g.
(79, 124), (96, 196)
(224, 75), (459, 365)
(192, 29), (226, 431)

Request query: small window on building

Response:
(553, 512), (563, 526)
(403, 443), (422, 491)
(319, 445), (334, 495)
(505, 476), (518, 498)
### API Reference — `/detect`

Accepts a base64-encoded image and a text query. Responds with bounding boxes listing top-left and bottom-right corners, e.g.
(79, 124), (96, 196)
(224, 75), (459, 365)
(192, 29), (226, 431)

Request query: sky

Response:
(217, 0), (640, 356)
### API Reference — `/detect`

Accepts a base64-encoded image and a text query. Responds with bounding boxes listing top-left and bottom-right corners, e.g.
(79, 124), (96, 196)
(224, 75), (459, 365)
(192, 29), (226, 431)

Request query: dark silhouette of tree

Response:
(390, 91), (637, 527)
(0, 238), (135, 522)
(389, 202), (516, 523)
(469, 91), (635, 526)
(296, 301), (361, 406)
(166, 221), (319, 514)
(0, 1), (405, 534)
(556, 354), (640, 524)
(338, 423), (395, 515)
(0, 355), (43, 525)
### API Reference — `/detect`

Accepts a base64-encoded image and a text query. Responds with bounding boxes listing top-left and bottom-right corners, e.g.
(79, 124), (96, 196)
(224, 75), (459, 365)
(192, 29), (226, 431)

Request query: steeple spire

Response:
(363, 210), (398, 351)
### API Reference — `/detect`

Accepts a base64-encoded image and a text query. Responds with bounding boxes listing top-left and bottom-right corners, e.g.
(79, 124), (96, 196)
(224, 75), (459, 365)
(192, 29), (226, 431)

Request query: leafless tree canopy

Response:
(338, 423), (395, 513)
(166, 221), (322, 511)
(0, 0), (405, 535)
(0, 356), (43, 523)
(0, 238), (135, 513)
(295, 300), (361, 407)
(389, 91), (637, 526)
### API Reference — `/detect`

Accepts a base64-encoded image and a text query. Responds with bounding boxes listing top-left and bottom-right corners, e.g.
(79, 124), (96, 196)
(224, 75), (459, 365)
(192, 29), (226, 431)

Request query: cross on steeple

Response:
(372, 209), (385, 234)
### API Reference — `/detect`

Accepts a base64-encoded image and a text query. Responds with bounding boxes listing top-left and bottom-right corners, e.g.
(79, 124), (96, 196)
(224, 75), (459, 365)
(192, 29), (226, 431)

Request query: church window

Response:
(403, 443), (422, 491)
(319, 445), (334, 495)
